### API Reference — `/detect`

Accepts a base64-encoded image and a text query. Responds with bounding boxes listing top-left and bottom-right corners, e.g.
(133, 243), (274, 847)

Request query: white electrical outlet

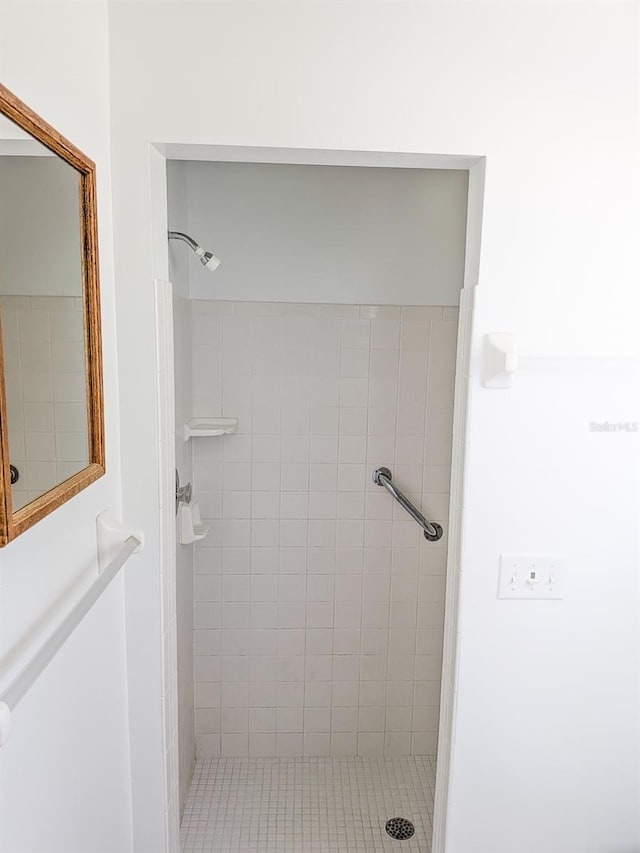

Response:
(498, 554), (567, 600)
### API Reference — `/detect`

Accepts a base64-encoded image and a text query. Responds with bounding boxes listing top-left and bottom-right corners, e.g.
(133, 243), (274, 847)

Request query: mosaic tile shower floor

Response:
(181, 755), (436, 852)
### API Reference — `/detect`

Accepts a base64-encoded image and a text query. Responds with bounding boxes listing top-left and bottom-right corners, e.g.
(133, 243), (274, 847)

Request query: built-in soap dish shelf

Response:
(184, 417), (238, 441)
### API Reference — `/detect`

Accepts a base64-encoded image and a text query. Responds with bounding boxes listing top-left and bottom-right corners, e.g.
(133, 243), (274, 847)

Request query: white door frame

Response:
(150, 143), (485, 853)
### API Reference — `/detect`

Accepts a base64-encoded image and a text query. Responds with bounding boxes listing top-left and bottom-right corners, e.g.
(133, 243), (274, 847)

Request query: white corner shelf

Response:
(184, 417), (238, 441)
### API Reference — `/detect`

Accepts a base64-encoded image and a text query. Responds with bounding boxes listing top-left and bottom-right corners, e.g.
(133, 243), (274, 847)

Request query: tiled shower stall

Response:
(182, 299), (455, 764)
(168, 159), (466, 850)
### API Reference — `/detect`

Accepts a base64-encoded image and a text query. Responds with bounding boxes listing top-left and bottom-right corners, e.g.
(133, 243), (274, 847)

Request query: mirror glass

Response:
(0, 120), (88, 511)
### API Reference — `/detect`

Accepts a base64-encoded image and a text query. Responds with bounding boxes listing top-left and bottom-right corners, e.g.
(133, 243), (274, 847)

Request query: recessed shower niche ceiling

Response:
(168, 161), (468, 305)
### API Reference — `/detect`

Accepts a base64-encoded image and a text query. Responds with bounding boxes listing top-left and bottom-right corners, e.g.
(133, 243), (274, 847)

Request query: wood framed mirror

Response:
(0, 84), (104, 546)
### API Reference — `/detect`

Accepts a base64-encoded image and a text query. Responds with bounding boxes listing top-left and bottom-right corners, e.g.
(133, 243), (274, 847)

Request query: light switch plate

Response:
(498, 554), (567, 600)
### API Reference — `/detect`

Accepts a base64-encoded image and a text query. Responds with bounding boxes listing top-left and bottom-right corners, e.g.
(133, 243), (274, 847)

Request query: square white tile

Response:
(180, 755), (435, 853)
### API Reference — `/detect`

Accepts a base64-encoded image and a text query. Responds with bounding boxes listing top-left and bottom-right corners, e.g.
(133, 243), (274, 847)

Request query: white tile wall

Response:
(190, 301), (457, 758)
(0, 295), (88, 509)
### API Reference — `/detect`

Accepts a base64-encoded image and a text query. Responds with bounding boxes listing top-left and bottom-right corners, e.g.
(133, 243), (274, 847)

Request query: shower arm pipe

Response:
(372, 467), (443, 542)
(168, 231), (199, 252)
(0, 534), (142, 747)
(168, 230), (221, 272)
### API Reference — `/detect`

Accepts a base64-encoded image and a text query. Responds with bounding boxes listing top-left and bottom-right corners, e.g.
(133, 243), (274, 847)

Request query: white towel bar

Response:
(0, 530), (142, 746)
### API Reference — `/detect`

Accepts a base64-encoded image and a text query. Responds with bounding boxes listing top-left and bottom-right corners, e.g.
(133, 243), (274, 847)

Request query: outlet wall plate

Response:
(498, 554), (567, 600)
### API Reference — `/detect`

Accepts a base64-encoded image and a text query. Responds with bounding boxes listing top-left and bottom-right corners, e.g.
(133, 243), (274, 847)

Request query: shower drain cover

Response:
(385, 817), (415, 841)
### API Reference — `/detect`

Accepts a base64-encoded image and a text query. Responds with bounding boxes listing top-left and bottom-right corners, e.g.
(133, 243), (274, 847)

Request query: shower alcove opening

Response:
(158, 147), (482, 853)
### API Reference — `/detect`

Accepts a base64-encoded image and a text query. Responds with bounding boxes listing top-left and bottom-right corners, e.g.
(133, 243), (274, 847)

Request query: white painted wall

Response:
(108, 3), (639, 852)
(0, 156), (82, 297)
(177, 161), (467, 304)
(0, 2), (132, 852)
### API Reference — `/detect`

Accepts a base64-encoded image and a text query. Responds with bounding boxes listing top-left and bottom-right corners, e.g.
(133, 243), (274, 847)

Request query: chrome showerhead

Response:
(168, 231), (221, 273)
(194, 245), (221, 272)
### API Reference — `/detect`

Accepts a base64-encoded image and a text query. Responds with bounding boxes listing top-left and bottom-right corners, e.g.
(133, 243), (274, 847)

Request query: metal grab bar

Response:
(0, 535), (142, 746)
(373, 467), (443, 542)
